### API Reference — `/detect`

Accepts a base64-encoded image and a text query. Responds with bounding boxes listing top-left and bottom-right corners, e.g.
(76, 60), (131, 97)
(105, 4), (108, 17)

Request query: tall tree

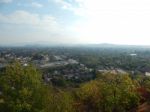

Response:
(0, 62), (45, 112)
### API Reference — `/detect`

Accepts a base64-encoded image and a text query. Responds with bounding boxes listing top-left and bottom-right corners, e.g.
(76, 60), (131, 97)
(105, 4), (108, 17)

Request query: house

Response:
(145, 72), (150, 76)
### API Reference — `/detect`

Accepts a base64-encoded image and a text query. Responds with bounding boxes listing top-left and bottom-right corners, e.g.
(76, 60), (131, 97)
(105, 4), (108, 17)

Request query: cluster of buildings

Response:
(0, 52), (94, 83)
(1, 51), (150, 85)
(97, 68), (127, 74)
(43, 63), (94, 83)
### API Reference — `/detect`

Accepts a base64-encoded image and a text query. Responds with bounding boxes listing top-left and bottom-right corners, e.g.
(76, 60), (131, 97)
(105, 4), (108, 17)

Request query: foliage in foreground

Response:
(1, 62), (150, 112)
(0, 62), (74, 112)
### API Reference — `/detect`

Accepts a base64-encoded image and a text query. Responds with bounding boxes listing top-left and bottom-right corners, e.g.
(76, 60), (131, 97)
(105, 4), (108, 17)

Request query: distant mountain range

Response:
(1, 42), (150, 48)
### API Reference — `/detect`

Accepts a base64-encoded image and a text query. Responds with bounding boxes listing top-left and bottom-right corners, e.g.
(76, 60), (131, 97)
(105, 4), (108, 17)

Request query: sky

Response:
(0, 0), (150, 45)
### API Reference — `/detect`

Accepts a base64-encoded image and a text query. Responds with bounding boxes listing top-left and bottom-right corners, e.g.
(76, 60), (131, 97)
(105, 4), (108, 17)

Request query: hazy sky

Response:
(0, 0), (150, 45)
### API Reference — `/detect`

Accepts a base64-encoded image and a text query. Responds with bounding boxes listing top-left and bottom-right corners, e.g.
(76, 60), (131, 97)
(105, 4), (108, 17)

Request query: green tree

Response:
(98, 73), (140, 112)
(44, 89), (75, 112)
(0, 62), (45, 112)
(0, 62), (75, 112)
(76, 73), (140, 112)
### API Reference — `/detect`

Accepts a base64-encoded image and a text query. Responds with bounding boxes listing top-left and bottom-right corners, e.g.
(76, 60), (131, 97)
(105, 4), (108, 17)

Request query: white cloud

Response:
(0, 0), (12, 3)
(31, 2), (43, 8)
(0, 10), (76, 45)
(68, 0), (150, 45)
(0, 10), (60, 32)
(1, 0), (150, 45)
(53, 0), (86, 15)
(54, 0), (74, 10)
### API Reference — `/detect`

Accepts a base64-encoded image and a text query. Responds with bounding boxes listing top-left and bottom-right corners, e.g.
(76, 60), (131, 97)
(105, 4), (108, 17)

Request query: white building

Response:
(145, 72), (150, 76)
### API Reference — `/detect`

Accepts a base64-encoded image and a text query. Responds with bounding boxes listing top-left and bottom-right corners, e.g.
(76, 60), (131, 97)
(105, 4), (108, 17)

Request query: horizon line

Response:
(1, 43), (150, 47)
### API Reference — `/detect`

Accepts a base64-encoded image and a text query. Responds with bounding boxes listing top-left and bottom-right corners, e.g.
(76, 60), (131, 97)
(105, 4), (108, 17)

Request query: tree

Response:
(97, 73), (140, 112)
(0, 62), (45, 112)
(44, 88), (75, 112)
(0, 62), (75, 112)
(75, 73), (140, 112)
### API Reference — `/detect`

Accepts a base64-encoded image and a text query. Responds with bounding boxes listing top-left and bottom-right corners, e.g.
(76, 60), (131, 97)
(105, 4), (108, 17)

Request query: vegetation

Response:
(75, 73), (140, 112)
(1, 62), (150, 112)
(0, 62), (74, 112)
